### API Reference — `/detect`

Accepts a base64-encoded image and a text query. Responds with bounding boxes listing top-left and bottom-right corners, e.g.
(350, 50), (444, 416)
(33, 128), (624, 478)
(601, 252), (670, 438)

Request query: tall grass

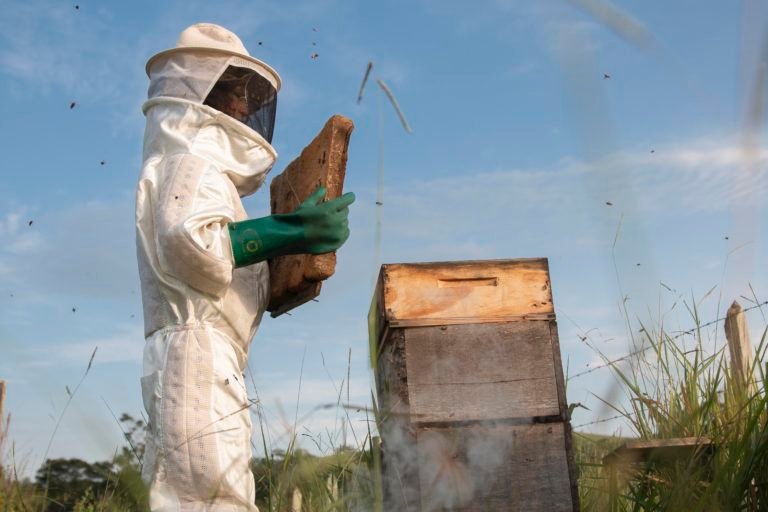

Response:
(2, 316), (767, 511)
(1, 407), (46, 510)
(247, 351), (383, 512)
(577, 313), (768, 511)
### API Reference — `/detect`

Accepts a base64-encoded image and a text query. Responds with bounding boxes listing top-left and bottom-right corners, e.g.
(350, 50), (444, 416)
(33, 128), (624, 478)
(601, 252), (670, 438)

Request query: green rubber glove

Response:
(228, 186), (355, 268)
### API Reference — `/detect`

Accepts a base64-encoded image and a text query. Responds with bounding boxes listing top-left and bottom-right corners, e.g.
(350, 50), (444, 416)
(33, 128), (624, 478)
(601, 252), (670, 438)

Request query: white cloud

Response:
(0, 1), (154, 140)
(59, 328), (144, 365)
(422, 0), (531, 37)
(253, 375), (371, 407)
(0, 2), (132, 99)
(545, 17), (603, 55)
(597, 143), (768, 212)
(248, 374), (375, 455)
(14, 324), (144, 368)
(0, 192), (137, 300)
(378, 139), (768, 240)
(0, 0), (338, 135)
(0, 210), (25, 236)
(251, 402), (373, 455)
(7, 230), (44, 254)
(562, 0), (654, 49)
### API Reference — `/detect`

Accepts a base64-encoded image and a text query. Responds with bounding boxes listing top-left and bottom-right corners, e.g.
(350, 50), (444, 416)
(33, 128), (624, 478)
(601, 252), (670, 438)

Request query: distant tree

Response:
(35, 457), (113, 511)
(114, 413), (146, 466)
(109, 413), (149, 510)
(34, 413), (149, 511)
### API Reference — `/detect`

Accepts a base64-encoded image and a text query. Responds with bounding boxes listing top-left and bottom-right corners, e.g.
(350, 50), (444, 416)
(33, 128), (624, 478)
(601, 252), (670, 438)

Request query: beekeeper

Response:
(136, 23), (354, 511)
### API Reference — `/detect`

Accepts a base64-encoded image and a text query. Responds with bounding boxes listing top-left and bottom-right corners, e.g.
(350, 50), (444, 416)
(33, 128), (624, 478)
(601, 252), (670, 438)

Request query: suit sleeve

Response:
(154, 153), (237, 297)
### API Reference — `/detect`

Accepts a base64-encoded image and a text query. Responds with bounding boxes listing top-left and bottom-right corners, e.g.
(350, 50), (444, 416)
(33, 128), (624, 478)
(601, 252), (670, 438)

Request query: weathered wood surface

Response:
(376, 328), (422, 511)
(724, 301), (755, 395)
(379, 259), (553, 327)
(604, 437), (716, 512)
(291, 487), (302, 512)
(267, 115), (353, 317)
(550, 320), (579, 504)
(376, 328), (410, 415)
(415, 422), (575, 511)
(603, 436), (715, 466)
(404, 322), (561, 423)
(373, 259), (579, 511)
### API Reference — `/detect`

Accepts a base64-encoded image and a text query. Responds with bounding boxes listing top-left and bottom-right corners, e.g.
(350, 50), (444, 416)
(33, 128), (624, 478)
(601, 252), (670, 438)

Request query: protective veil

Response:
(136, 24), (280, 512)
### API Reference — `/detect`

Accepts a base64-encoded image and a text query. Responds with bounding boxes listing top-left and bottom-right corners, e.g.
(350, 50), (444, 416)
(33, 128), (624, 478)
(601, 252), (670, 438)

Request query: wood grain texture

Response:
(603, 437), (715, 465)
(380, 259), (552, 327)
(388, 313), (555, 328)
(725, 301), (755, 395)
(376, 328), (410, 416)
(372, 259), (579, 511)
(404, 322), (561, 423)
(376, 328), (422, 511)
(548, 320), (580, 508)
(267, 115), (354, 317)
(415, 422), (575, 511)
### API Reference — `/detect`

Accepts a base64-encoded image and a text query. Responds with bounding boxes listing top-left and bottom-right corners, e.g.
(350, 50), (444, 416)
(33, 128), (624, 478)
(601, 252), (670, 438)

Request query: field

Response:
(2, 305), (767, 511)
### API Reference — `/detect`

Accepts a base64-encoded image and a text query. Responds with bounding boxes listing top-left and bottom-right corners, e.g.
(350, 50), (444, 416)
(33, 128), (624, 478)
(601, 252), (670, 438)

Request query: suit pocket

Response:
(140, 371), (162, 433)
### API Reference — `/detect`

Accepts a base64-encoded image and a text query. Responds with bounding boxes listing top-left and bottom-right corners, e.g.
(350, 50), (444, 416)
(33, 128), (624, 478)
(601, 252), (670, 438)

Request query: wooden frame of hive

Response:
(369, 258), (580, 511)
(268, 115), (353, 317)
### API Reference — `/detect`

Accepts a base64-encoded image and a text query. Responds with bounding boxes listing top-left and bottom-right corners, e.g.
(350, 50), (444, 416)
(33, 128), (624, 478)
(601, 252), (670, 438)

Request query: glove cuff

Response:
(229, 220), (264, 267)
(228, 215), (304, 268)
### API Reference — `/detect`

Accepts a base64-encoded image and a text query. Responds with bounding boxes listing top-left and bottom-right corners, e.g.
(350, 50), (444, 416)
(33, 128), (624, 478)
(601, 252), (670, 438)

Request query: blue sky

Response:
(1, 0), (767, 475)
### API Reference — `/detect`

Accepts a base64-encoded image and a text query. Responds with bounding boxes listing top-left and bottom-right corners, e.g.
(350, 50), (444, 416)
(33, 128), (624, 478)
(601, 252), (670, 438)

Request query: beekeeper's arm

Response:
(153, 154), (241, 297)
(228, 185), (354, 268)
(155, 155), (354, 295)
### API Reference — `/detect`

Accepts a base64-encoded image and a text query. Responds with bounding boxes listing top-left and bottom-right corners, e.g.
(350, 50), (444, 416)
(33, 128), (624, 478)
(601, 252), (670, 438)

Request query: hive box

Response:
(370, 259), (579, 511)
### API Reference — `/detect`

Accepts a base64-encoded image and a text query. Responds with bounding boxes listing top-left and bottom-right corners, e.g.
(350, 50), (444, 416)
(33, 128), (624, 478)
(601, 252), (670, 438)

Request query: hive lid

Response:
(375, 258), (553, 326)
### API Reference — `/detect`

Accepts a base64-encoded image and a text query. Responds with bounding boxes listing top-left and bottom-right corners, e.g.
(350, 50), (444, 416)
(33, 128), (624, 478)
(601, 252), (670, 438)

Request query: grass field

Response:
(2, 313), (767, 511)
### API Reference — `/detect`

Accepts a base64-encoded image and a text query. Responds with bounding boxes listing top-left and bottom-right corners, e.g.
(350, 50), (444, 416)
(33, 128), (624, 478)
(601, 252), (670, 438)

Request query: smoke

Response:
(380, 418), (574, 510)
(417, 424), (510, 510)
(374, 321), (573, 510)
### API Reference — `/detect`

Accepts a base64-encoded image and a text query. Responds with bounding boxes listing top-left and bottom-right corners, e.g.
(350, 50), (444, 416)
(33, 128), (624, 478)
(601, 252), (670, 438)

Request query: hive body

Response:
(371, 259), (579, 511)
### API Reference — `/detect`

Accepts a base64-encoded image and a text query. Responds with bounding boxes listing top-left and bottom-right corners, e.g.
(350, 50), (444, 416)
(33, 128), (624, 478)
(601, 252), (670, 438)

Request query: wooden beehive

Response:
(268, 115), (353, 317)
(370, 258), (579, 511)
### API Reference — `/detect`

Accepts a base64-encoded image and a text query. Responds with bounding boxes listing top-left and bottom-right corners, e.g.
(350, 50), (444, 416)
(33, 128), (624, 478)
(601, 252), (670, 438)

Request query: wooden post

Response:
(0, 380), (8, 442)
(724, 301), (755, 395)
(0, 380), (5, 420)
(291, 487), (302, 512)
(608, 464), (618, 512)
(371, 259), (579, 511)
(326, 473), (338, 502)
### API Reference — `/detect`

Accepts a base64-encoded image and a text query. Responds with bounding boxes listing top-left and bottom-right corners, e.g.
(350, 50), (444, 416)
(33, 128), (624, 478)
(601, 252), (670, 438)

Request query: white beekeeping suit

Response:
(136, 23), (281, 511)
